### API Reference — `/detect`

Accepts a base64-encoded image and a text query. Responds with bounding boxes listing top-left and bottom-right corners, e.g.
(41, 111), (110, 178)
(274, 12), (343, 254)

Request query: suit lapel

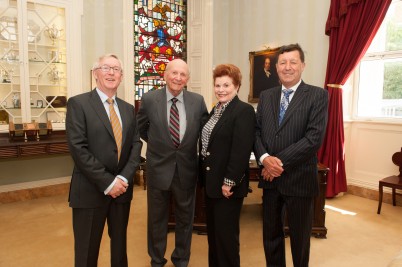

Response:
(181, 90), (193, 144)
(270, 87), (282, 129)
(89, 90), (114, 139)
(156, 88), (171, 142)
(208, 96), (239, 145)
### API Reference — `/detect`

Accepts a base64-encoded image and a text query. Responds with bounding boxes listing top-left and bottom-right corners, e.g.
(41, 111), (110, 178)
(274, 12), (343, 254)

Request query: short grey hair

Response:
(92, 54), (124, 72)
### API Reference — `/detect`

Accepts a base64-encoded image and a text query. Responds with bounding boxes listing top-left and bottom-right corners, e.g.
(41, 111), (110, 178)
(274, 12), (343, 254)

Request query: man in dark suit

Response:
(137, 59), (208, 267)
(254, 44), (328, 267)
(66, 54), (142, 267)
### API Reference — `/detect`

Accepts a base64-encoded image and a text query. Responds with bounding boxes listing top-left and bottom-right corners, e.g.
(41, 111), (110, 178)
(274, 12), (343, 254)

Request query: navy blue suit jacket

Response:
(254, 81), (328, 197)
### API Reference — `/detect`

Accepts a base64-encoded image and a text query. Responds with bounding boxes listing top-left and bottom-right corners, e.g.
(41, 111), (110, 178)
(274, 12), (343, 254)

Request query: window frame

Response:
(350, 0), (402, 123)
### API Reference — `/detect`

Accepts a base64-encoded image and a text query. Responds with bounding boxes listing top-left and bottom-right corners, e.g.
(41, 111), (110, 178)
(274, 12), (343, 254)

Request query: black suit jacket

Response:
(200, 96), (256, 198)
(66, 90), (142, 208)
(254, 81), (328, 197)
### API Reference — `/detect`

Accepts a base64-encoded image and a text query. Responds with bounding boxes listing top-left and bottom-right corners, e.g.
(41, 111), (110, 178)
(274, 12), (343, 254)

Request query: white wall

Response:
(213, 0), (330, 107)
(81, 0), (126, 98)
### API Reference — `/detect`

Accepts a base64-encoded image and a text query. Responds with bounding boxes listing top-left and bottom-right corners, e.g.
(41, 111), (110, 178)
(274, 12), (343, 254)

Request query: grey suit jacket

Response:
(137, 88), (208, 190)
(254, 81), (328, 197)
(66, 90), (142, 208)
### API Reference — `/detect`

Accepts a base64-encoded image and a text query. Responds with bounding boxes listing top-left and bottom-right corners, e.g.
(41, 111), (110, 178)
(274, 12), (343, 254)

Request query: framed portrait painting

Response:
(248, 47), (281, 103)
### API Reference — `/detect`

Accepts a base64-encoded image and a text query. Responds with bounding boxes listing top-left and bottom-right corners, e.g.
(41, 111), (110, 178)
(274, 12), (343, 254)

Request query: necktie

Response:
(278, 89), (294, 125)
(169, 98), (180, 148)
(107, 98), (122, 160)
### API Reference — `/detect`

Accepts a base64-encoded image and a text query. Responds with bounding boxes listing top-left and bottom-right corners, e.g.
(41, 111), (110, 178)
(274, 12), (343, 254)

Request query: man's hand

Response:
(108, 179), (128, 198)
(262, 156), (284, 181)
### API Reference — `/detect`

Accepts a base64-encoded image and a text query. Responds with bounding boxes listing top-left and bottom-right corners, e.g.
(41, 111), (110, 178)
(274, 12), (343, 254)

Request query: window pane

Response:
(357, 58), (402, 118)
(367, 1), (402, 53)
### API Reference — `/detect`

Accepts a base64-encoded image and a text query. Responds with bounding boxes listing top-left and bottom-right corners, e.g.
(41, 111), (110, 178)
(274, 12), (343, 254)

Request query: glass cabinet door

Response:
(0, 0), (74, 130)
(26, 1), (67, 126)
(0, 0), (21, 125)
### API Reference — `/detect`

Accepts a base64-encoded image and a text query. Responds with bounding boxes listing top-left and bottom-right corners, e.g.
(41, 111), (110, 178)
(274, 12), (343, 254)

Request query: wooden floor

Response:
(0, 183), (401, 267)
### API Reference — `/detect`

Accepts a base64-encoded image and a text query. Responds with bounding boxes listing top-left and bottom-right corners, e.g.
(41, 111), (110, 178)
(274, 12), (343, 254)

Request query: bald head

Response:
(164, 59), (190, 96)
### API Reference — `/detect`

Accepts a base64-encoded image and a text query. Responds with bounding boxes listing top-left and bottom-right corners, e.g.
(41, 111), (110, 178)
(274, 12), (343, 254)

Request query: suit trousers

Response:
(262, 188), (314, 267)
(72, 199), (131, 267)
(205, 195), (244, 267)
(147, 168), (196, 267)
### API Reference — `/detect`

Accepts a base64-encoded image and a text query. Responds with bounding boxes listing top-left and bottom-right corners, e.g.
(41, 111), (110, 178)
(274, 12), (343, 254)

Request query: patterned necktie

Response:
(169, 98), (180, 148)
(107, 98), (122, 160)
(278, 89), (294, 125)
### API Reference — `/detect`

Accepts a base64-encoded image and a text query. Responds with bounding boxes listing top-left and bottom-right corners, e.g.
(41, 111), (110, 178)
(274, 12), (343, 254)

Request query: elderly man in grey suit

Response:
(66, 54), (142, 267)
(137, 59), (208, 267)
(254, 44), (328, 267)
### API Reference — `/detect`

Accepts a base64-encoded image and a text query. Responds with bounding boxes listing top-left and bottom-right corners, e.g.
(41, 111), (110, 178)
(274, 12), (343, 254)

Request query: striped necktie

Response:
(279, 89), (294, 125)
(169, 98), (180, 148)
(107, 98), (122, 160)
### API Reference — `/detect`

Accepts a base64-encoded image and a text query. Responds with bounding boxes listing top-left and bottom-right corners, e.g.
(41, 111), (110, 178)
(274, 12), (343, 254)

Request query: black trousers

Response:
(205, 195), (244, 267)
(262, 188), (314, 267)
(72, 199), (131, 267)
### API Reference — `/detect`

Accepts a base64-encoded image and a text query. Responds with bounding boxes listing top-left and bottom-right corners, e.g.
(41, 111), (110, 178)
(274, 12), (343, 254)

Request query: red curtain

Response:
(319, 0), (392, 197)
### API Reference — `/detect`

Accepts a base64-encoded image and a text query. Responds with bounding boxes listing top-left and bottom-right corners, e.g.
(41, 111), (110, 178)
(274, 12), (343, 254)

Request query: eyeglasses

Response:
(95, 65), (122, 73)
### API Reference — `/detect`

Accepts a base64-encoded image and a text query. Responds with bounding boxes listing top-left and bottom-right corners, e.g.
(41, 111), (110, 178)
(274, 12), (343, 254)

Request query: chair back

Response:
(392, 147), (402, 177)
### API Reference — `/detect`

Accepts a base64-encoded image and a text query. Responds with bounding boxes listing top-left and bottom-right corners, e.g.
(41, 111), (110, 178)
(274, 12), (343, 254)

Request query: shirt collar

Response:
(281, 79), (302, 92)
(96, 88), (117, 104)
(166, 88), (184, 103)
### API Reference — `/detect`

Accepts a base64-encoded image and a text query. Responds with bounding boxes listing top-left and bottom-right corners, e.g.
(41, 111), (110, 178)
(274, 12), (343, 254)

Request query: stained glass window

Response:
(134, 0), (187, 101)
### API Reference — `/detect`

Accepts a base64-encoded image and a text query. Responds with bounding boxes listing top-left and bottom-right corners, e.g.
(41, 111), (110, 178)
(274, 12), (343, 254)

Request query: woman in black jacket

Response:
(200, 64), (256, 267)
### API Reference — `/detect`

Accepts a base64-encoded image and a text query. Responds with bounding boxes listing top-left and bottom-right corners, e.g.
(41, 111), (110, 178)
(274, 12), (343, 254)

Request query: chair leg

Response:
(377, 184), (383, 214)
(392, 188), (396, 206)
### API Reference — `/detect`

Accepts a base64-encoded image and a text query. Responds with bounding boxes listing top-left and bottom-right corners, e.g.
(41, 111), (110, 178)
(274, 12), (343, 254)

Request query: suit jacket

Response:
(66, 90), (142, 208)
(136, 88), (208, 190)
(254, 81), (328, 197)
(200, 96), (256, 198)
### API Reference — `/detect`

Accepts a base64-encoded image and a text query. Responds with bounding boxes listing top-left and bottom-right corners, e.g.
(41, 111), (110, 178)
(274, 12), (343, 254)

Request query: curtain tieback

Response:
(327, 83), (343, 88)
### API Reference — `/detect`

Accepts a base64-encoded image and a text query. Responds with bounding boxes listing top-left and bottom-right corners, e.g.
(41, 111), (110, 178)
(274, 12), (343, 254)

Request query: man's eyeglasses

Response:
(95, 65), (122, 73)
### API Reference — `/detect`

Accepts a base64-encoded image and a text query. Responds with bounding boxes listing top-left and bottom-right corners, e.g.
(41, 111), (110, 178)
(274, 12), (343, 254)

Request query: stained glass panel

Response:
(134, 0), (187, 100)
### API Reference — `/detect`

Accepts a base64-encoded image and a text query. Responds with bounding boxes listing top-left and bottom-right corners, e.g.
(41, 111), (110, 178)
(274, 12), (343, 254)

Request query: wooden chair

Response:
(377, 148), (402, 214)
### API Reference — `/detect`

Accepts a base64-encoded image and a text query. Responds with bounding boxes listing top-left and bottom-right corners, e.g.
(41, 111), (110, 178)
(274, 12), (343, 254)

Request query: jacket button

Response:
(206, 167), (210, 171)
(206, 152), (210, 156)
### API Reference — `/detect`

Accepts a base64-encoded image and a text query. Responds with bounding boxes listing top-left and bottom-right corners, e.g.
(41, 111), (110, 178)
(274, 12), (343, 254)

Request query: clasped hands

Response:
(261, 156), (284, 182)
(108, 179), (129, 198)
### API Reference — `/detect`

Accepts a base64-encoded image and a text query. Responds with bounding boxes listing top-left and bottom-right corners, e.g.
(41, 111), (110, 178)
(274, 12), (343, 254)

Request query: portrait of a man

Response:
(249, 48), (280, 103)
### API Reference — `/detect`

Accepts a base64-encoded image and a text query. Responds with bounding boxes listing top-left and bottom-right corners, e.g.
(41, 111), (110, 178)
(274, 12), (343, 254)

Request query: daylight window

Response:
(355, 0), (402, 119)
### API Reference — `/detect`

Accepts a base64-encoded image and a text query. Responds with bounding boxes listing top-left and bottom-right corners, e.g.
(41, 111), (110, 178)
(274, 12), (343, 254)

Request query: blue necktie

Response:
(279, 89), (294, 125)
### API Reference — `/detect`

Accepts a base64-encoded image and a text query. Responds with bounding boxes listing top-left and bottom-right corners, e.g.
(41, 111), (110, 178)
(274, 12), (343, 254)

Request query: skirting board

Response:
(0, 172), (145, 204)
(0, 177), (71, 204)
(348, 184), (402, 207)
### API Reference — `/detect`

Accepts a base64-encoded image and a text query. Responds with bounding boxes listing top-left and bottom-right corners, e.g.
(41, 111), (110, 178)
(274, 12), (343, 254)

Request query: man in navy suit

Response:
(66, 54), (142, 267)
(254, 44), (328, 267)
(137, 59), (208, 267)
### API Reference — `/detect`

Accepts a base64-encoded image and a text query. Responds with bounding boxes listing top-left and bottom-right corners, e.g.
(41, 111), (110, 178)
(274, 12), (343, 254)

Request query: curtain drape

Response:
(319, 0), (392, 197)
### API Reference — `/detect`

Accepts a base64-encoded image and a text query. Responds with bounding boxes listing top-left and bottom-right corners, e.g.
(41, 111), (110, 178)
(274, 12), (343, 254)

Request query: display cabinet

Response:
(0, 0), (82, 132)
